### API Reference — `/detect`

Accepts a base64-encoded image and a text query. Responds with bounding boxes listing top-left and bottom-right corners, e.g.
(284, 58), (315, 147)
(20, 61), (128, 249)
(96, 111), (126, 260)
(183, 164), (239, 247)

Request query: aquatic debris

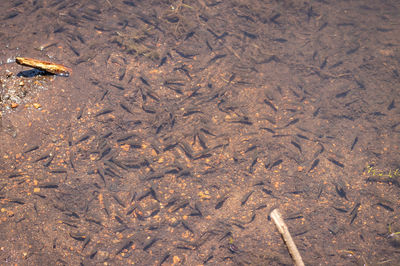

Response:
(15, 57), (71, 76)
(270, 209), (305, 266)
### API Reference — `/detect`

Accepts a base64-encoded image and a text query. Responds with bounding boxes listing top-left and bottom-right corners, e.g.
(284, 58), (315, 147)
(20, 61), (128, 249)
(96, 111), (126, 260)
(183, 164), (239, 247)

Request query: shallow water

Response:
(0, 0), (399, 265)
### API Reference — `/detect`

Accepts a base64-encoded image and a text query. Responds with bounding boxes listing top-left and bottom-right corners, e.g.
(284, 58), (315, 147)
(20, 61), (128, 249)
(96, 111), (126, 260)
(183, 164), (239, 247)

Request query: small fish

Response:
(123, 0), (136, 7)
(82, 236), (91, 251)
(140, 77), (150, 86)
(16, 57), (71, 76)
(350, 136), (358, 151)
(159, 253), (170, 265)
(241, 191), (254, 206)
(261, 127), (275, 133)
(120, 102), (133, 114)
(185, 31), (195, 40)
(39, 183), (59, 189)
(334, 183), (348, 200)
(332, 206), (348, 213)
(116, 240), (133, 255)
(270, 159), (283, 169)
(150, 186), (159, 201)
(284, 118), (299, 128)
(313, 107), (321, 117)
(50, 169), (67, 174)
(97, 167), (106, 185)
(244, 31), (257, 39)
(204, 255), (214, 264)
(349, 203), (360, 224)
(289, 88), (300, 98)
(171, 200), (189, 212)
(207, 54), (226, 65)
(190, 202), (203, 217)
(285, 213), (303, 220)
(4, 11), (19, 20)
(256, 204), (267, 210)
(76, 132), (91, 143)
(164, 80), (185, 86)
(205, 39), (213, 51)
(148, 209), (160, 217)
(215, 196), (228, 209)
(183, 110), (202, 116)
(273, 38), (287, 43)
(43, 154), (55, 167)
(174, 65), (192, 79)
(175, 49), (196, 59)
(320, 57), (327, 69)
(270, 13), (281, 24)
(228, 116), (253, 125)
(137, 189), (152, 201)
(34, 153), (50, 162)
(317, 184), (324, 199)
(99, 89), (109, 101)
(158, 56), (167, 67)
(245, 145), (257, 153)
(115, 216), (124, 224)
(112, 194), (125, 207)
(89, 250), (97, 259)
(309, 159), (319, 172)
(165, 198), (178, 209)
(291, 141), (302, 153)
(77, 105), (85, 119)
(387, 99), (395, 110)
(110, 83), (125, 90)
(346, 45), (360, 55)
(116, 132), (137, 142)
(318, 22), (328, 31)
(249, 157), (258, 173)
(335, 90), (350, 98)
(329, 61), (343, 69)
(69, 232), (86, 241)
(263, 99), (277, 112)
(99, 146), (112, 160)
(193, 152), (212, 160)
(296, 134), (309, 140)
(194, 135), (206, 151)
(7, 198), (25, 205)
(143, 238), (159, 251)
(178, 141), (193, 159)
(181, 221), (194, 234)
(307, 6), (318, 21)
(328, 158), (344, 168)
(200, 128), (216, 136)
(377, 202), (394, 212)
(68, 44), (80, 56)
(95, 108), (113, 117)
(23, 145), (39, 153)
(314, 144), (325, 157)
(126, 206), (136, 215)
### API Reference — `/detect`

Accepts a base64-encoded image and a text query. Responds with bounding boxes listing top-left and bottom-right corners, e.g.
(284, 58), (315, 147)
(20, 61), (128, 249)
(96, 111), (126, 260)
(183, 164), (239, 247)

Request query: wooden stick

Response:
(270, 208), (305, 266)
(15, 57), (71, 76)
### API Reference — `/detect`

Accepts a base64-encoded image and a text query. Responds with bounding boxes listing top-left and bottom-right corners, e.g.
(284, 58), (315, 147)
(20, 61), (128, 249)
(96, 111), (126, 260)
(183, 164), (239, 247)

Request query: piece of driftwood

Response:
(15, 57), (71, 76)
(270, 208), (305, 266)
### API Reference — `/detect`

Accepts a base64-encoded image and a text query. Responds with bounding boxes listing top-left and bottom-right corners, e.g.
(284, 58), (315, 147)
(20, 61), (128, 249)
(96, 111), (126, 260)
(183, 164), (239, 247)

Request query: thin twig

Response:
(270, 208), (305, 266)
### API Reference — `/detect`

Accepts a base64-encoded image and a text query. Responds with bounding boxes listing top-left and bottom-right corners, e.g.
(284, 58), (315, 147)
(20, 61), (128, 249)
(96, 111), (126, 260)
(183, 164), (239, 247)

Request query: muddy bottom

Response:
(0, 0), (400, 265)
